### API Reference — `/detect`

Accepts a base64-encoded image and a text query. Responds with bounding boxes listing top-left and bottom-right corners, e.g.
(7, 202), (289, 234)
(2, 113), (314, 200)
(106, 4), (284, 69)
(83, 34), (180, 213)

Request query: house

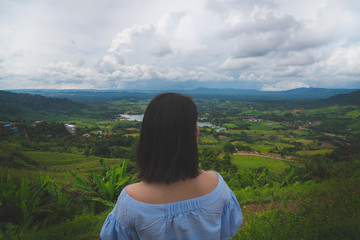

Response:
(33, 120), (44, 126)
(64, 124), (76, 135)
(82, 133), (90, 138)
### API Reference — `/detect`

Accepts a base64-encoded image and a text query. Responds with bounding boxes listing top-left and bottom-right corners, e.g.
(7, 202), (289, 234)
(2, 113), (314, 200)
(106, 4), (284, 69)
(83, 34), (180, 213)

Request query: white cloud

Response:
(0, 0), (360, 90)
(261, 81), (310, 91)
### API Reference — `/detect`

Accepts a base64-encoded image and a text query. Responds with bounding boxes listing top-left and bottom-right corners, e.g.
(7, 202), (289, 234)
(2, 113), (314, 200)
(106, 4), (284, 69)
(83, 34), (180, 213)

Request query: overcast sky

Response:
(1, 0), (360, 90)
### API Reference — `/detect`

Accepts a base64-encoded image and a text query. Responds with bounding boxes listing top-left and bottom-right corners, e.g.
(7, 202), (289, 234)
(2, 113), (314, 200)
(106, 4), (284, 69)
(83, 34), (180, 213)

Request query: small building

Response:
(82, 133), (90, 138)
(65, 124), (76, 135)
(11, 127), (19, 131)
(33, 120), (44, 126)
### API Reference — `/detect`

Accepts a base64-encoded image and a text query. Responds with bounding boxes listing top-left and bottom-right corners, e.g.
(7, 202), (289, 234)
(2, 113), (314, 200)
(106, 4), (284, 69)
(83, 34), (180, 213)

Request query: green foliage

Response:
(23, 210), (111, 240)
(0, 171), (75, 238)
(223, 142), (235, 153)
(231, 155), (289, 174)
(1, 92), (360, 239)
(69, 160), (131, 209)
(233, 175), (360, 240)
(0, 144), (40, 170)
(199, 149), (234, 172)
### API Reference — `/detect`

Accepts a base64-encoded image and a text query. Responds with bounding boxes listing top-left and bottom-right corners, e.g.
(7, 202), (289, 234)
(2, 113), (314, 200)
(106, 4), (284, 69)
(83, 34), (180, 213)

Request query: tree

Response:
(224, 142), (235, 153)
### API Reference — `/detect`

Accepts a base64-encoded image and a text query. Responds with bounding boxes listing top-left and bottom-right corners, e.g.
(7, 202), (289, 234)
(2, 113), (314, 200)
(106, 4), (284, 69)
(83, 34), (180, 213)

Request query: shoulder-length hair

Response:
(136, 93), (199, 183)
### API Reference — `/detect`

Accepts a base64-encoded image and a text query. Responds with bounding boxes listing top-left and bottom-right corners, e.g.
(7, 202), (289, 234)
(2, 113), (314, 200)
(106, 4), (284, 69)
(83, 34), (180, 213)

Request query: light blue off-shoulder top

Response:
(100, 172), (242, 240)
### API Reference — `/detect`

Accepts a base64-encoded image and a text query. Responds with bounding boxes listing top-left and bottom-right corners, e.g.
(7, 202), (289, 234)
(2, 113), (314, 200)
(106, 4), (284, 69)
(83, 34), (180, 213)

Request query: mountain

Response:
(8, 89), (156, 103)
(183, 87), (357, 100)
(9, 88), (358, 102)
(0, 91), (88, 120)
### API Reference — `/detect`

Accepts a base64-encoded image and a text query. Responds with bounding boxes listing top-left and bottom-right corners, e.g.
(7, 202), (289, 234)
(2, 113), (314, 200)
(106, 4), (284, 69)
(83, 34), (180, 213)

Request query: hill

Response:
(184, 87), (357, 100)
(0, 91), (88, 120)
(10, 87), (358, 102)
(326, 90), (360, 105)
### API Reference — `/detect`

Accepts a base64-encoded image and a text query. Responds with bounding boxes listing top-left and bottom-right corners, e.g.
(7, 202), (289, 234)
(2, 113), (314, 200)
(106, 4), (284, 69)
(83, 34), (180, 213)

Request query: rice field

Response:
(2, 151), (124, 184)
(231, 155), (289, 174)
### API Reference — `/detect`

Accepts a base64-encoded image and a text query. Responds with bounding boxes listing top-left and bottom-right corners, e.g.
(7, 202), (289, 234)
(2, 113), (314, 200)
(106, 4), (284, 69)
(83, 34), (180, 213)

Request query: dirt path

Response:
(233, 152), (297, 162)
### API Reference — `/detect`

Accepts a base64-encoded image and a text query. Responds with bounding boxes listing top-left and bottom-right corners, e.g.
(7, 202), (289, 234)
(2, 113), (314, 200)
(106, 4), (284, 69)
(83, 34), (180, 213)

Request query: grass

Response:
(249, 123), (274, 131)
(232, 141), (292, 153)
(233, 180), (330, 205)
(2, 151), (124, 184)
(20, 177), (360, 240)
(346, 109), (360, 118)
(124, 133), (140, 137)
(296, 149), (334, 156)
(223, 123), (238, 128)
(231, 155), (289, 174)
(295, 139), (313, 145)
(198, 144), (223, 151)
(227, 130), (279, 135)
(200, 135), (218, 144)
(23, 209), (111, 240)
(232, 177), (360, 240)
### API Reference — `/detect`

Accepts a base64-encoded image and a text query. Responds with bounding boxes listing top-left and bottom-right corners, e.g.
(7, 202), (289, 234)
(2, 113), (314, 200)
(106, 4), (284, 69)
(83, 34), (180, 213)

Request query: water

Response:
(118, 114), (144, 122)
(118, 114), (226, 132)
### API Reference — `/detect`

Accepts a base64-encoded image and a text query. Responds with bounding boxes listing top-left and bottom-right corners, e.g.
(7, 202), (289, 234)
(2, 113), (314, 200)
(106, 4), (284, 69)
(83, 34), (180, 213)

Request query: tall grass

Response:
(232, 176), (360, 240)
(23, 210), (111, 240)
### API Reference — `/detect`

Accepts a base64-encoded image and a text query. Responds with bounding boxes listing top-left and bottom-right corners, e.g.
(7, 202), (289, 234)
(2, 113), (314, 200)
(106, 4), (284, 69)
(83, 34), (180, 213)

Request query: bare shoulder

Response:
(198, 170), (219, 191)
(125, 182), (145, 200)
(125, 171), (219, 204)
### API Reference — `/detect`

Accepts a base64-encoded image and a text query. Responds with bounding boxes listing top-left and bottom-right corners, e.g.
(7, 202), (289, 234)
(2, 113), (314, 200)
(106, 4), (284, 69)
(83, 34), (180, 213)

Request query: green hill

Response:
(0, 90), (88, 120)
(327, 90), (360, 105)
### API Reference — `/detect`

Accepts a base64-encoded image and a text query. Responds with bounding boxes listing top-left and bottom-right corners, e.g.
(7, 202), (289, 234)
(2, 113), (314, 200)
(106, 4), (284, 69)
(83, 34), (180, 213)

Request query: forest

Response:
(0, 89), (359, 239)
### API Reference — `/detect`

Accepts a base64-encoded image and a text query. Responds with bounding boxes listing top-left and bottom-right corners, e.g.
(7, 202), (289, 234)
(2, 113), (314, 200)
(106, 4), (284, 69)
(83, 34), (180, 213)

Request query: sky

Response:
(1, 0), (360, 91)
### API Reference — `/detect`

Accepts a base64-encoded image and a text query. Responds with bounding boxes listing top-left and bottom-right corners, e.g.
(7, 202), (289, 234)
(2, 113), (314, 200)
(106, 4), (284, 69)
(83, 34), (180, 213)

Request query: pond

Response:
(118, 114), (226, 132)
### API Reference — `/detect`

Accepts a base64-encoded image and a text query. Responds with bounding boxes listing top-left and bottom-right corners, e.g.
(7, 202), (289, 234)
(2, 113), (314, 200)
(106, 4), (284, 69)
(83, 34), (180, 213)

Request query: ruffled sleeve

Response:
(220, 190), (243, 238)
(100, 213), (139, 240)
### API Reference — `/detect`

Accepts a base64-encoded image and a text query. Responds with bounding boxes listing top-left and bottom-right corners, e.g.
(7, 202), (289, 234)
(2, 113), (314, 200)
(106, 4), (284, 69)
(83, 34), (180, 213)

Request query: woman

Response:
(100, 93), (242, 239)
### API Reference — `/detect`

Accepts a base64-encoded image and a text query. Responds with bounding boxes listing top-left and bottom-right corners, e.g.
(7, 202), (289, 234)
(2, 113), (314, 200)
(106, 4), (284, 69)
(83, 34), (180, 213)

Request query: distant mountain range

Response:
(1, 88), (360, 121)
(8, 87), (359, 102)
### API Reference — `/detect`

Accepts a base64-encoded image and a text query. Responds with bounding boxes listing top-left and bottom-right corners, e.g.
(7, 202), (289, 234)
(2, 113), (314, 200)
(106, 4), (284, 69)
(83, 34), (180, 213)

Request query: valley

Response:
(0, 89), (359, 239)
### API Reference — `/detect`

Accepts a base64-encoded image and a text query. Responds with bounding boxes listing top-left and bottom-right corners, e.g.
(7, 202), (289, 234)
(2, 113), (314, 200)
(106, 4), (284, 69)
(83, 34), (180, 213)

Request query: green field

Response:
(223, 123), (238, 128)
(200, 135), (218, 144)
(1, 151), (124, 184)
(231, 155), (289, 174)
(296, 149), (334, 156)
(232, 141), (293, 153)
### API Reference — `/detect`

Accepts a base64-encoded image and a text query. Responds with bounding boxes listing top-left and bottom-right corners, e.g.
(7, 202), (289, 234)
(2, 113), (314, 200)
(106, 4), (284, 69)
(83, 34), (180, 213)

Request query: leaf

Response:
(91, 197), (116, 208)
(115, 177), (129, 191)
(29, 181), (50, 211)
(69, 170), (93, 192)
(18, 178), (30, 204)
(92, 172), (108, 199)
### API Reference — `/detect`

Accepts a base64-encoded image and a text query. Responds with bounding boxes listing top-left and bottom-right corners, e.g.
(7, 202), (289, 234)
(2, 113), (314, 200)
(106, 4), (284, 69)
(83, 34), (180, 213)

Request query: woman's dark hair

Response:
(136, 93), (199, 183)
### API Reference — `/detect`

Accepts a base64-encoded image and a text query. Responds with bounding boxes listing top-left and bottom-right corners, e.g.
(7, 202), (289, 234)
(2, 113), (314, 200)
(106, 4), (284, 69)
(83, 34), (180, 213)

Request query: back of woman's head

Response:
(136, 93), (199, 183)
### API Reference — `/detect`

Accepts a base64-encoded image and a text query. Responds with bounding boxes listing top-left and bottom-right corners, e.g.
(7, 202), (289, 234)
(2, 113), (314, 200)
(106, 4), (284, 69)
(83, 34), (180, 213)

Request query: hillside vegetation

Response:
(1, 89), (359, 239)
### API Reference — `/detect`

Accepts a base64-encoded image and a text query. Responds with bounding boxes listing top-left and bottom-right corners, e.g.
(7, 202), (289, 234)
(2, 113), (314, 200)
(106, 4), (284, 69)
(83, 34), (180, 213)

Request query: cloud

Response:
(35, 61), (105, 88)
(151, 41), (173, 57)
(1, 0), (360, 90)
(261, 81), (310, 91)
